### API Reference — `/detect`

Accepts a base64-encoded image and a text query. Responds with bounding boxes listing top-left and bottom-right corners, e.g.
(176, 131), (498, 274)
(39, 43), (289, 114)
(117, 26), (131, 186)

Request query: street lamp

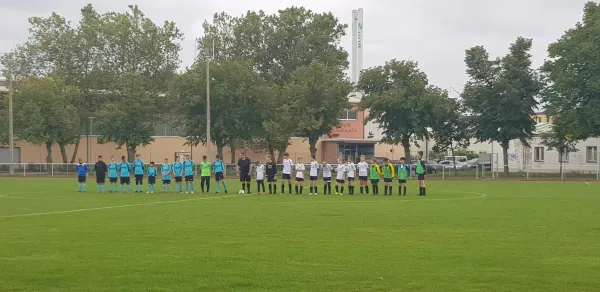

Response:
(1, 51), (15, 174)
(200, 39), (215, 160)
(88, 117), (94, 163)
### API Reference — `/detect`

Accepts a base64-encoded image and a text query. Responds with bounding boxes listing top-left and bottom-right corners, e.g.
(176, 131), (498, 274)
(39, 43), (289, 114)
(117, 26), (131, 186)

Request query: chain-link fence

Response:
(0, 163), (599, 180)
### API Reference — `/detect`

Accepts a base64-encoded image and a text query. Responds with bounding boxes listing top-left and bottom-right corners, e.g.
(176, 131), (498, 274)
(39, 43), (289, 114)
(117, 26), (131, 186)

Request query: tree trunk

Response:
(451, 143), (457, 175)
(308, 136), (318, 159)
(229, 141), (237, 164)
(276, 145), (287, 164)
(45, 142), (53, 163)
(59, 143), (69, 163)
(215, 139), (224, 161)
(69, 133), (82, 163)
(126, 144), (136, 161)
(502, 141), (509, 175)
(558, 149), (563, 177)
(401, 135), (411, 164)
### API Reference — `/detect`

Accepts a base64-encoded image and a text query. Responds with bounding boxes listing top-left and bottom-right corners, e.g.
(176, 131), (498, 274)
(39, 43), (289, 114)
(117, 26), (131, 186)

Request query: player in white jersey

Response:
(255, 161), (266, 195)
(322, 162), (333, 195)
(309, 156), (319, 195)
(335, 158), (346, 195)
(294, 157), (305, 194)
(346, 157), (357, 195)
(357, 155), (369, 195)
(281, 152), (293, 194)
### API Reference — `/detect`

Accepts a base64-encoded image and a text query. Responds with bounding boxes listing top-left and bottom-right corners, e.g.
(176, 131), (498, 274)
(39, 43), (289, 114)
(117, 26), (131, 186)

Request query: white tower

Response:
(351, 8), (364, 84)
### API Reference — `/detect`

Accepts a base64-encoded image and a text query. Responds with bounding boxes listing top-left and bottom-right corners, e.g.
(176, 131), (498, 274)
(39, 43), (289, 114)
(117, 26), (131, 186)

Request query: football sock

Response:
(216, 183), (220, 193)
(384, 186), (388, 195)
(419, 187), (423, 195)
(328, 183), (332, 194)
(335, 186), (339, 193)
(127, 185), (131, 192)
(288, 184), (292, 194)
(242, 184), (246, 192)
(398, 186), (401, 195)
(341, 187), (344, 194)
(120, 185), (124, 192)
(281, 184), (285, 194)
(273, 184), (277, 193)
(423, 187), (426, 196)
(223, 182), (227, 191)
(403, 186), (407, 196)
(295, 185), (299, 194)
(97, 185), (100, 192)
(309, 186), (313, 194)
(268, 184), (272, 194)
(246, 183), (251, 193)
(315, 186), (318, 194)
(300, 186), (303, 194)
(360, 186), (364, 195)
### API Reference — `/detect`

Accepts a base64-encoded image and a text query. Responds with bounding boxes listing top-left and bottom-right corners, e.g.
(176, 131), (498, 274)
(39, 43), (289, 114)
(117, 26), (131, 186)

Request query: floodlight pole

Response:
(205, 40), (214, 161)
(3, 51), (16, 174)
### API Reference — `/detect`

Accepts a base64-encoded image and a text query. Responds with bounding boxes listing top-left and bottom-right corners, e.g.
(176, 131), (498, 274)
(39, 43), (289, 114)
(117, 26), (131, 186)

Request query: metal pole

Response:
(491, 142), (494, 179)
(89, 117), (94, 161)
(6, 52), (15, 175)
(206, 58), (211, 160)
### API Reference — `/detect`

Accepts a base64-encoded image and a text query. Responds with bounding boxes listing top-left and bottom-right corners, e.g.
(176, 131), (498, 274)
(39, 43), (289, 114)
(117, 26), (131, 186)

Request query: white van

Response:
(443, 156), (468, 163)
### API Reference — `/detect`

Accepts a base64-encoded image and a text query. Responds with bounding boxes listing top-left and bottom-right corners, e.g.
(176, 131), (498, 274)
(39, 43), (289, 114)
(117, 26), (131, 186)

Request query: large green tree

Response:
(357, 60), (449, 163)
(13, 76), (79, 163)
(4, 5), (108, 162)
(539, 125), (579, 176)
(197, 7), (349, 158)
(431, 99), (471, 171)
(172, 60), (263, 163)
(94, 5), (182, 160)
(542, 2), (600, 140)
(285, 61), (352, 156)
(462, 37), (541, 175)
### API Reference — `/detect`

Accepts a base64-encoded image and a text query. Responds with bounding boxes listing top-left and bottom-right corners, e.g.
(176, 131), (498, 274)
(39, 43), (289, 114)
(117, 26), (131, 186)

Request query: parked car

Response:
(439, 160), (466, 169)
(461, 158), (480, 170)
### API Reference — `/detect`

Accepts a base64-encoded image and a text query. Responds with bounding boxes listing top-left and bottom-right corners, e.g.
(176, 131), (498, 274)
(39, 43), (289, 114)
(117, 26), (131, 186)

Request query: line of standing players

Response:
(75, 151), (428, 196)
(237, 151), (428, 196)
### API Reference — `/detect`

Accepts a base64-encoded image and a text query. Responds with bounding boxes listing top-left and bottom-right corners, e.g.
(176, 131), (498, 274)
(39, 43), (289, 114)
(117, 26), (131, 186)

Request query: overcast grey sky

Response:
(0, 0), (590, 95)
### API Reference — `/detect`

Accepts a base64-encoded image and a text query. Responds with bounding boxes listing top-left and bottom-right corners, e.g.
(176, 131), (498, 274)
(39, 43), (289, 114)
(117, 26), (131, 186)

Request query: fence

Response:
(1, 163), (599, 181)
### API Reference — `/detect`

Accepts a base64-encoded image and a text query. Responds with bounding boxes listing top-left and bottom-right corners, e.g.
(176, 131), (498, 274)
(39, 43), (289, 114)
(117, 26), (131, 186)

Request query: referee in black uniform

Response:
(237, 152), (252, 194)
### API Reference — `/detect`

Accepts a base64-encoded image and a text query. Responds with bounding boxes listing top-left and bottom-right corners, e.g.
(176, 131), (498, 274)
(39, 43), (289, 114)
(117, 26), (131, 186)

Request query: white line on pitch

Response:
(585, 182), (591, 185)
(0, 195), (239, 219)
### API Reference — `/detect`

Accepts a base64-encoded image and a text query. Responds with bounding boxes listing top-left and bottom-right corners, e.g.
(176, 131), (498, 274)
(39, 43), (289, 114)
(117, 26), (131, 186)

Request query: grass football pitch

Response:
(1, 179), (599, 292)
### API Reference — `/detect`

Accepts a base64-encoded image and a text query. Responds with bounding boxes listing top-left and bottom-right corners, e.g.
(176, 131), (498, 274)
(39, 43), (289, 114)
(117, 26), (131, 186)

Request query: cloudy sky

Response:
(0, 0), (590, 95)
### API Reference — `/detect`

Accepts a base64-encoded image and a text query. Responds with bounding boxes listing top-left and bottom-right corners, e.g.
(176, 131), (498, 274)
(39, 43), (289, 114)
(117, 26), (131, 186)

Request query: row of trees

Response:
(1, 2), (599, 173)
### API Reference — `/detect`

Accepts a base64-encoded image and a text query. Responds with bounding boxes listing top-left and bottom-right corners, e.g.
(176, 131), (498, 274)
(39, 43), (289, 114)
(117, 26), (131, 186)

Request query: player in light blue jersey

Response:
(173, 156), (184, 193)
(76, 158), (88, 192)
(119, 156), (132, 193)
(161, 158), (172, 193)
(133, 154), (145, 193)
(213, 155), (228, 194)
(183, 154), (195, 193)
(108, 156), (119, 193)
(146, 162), (157, 193)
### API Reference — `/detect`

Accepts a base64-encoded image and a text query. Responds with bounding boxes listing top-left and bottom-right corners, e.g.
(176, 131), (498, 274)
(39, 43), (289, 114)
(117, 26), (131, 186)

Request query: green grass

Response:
(1, 179), (600, 292)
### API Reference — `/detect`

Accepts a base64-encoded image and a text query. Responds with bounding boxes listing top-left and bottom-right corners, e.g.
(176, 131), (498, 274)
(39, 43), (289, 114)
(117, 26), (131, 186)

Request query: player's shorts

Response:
(239, 171), (251, 182)
(336, 179), (345, 184)
(370, 179), (380, 184)
(347, 176), (355, 182)
(185, 175), (194, 182)
(295, 177), (304, 182)
(267, 175), (276, 183)
(175, 176), (182, 183)
(417, 174), (425, 180)
(359, 176), (368, 181)
(77, 176), (86, 183)
(162, 179), (171, 184)
(109, 177), (118, 183)
(96, 175), (105, 184)
(135, 174), (143, 183)
(120, 177), (130, 184)
(257, 179), (264, 184)
(282, 173), (291, 180)
(148, 176), (156, 184)
(398, 179), (407, 184)
(384, 178), (393, 183)
(310, 176), (318, 181)
(323, 177), (332, 182)
(215, 171), (224, 181)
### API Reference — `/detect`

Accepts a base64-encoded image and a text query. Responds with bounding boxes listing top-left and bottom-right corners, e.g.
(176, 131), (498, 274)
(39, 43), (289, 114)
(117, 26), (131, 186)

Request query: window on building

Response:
(586, 146), (598, 163)
(339, 109), (357, 120)
(559, 151), (569, 163)
(534, 146), (544, 162)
